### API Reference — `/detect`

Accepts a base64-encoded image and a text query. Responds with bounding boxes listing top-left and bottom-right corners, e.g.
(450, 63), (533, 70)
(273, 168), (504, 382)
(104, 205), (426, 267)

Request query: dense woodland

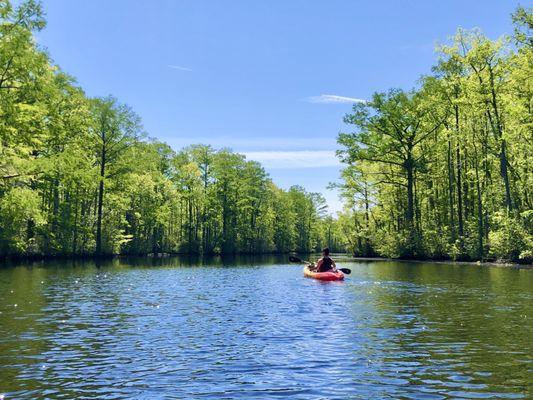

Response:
(334, 7), (532, 262)
(0, 1), (338, 257)
(1, 1), (531, 262)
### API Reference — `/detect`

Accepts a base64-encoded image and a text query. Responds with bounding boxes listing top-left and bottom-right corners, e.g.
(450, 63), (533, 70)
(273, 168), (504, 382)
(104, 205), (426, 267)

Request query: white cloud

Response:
(164, 135), (338, 151)
(243, 150), (341, 169)
(167, 65), (193, 72)
(304, 94), (366, 104)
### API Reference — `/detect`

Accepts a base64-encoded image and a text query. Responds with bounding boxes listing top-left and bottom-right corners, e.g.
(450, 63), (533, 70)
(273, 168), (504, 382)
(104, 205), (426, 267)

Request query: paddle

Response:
(289, 256), (351, 275)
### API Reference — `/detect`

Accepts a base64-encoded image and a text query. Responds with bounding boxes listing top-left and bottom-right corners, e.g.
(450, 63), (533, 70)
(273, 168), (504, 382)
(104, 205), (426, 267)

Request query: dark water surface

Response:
(0, 256), (531, 399)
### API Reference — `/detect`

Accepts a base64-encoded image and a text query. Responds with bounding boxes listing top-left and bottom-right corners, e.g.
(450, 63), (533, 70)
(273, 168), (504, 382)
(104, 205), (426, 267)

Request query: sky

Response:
(37, 0), (519, 213)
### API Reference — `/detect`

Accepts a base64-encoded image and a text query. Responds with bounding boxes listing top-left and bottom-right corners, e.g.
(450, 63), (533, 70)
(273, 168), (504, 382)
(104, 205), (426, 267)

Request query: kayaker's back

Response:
(316, 256), (333, 272)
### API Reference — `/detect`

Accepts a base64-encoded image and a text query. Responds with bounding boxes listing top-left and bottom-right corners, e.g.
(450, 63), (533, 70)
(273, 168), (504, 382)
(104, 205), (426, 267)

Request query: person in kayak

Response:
(314, 247), (337, 272)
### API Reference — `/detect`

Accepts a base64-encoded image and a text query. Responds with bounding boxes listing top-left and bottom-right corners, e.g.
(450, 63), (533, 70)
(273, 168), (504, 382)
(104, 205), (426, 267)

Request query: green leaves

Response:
(0, 187), (44, 254)
(336, 8), (533, 262)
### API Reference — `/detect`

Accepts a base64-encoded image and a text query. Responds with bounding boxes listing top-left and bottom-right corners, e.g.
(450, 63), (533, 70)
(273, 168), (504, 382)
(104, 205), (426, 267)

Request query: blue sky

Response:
(37, 0), (519, 213)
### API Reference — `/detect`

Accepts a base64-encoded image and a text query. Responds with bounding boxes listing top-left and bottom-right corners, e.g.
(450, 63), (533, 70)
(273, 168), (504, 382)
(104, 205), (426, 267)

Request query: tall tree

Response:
(90, 97), (143, 255)
(339, 89), (445, 256)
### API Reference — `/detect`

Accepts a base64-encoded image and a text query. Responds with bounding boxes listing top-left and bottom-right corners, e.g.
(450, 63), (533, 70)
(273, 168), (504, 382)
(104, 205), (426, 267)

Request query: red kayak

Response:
(303, 265), (344, 281)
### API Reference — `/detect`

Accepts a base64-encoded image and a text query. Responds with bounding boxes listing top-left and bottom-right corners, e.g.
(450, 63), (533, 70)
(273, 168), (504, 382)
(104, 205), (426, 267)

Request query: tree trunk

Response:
(454, 105), (464, 241)
(188, 196), (193, 253)
(499, 140), (513, 211)
(473, 142), (484, 259)
(95, 146), (106, 255)
(447, 137), (456, 241)
(72, 188), (79, 254)
(487, 67), (513, 211)
(364, 181), (371, 255)
(222, 183), (228, 253)
(406, 156), (415, 229)
(456, 146), (464, 239)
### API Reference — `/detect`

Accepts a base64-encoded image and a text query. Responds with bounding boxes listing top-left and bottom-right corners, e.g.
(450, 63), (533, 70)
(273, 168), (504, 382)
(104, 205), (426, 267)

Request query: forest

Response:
(334, 6), (532, 262)
(1, 1), (531, 262)
(0, 0), (337, 257)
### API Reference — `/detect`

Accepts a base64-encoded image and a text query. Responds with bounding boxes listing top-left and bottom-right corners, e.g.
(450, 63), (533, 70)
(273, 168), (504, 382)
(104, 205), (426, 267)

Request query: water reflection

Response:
(0, 258), (531, 399)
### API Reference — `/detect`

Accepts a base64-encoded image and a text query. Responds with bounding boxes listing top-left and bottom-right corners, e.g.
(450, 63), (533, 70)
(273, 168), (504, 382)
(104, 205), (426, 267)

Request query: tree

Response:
(339, 89), (445, 257)
(0, 0), (47, 184)
(89, 97), (143, 255)
(335, 8), (532, 262)
(0, 1), (336, 259)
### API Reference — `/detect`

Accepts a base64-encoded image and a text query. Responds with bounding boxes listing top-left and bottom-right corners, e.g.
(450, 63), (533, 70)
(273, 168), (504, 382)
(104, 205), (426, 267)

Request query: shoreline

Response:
(1, 253), (531, 269)
(341, 256), (533, 269)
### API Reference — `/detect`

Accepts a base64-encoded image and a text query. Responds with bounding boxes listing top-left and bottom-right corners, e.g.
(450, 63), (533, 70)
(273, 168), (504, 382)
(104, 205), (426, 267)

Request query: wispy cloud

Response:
(243, 150), (341, 169)
(165, 136), (338, 151)
(304, 94), (366, 104)
(167, 64), (193, 72)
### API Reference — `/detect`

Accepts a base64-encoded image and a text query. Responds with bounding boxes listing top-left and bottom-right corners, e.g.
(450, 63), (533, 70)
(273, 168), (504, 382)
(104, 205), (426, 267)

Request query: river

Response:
(0, 256), (531, 399)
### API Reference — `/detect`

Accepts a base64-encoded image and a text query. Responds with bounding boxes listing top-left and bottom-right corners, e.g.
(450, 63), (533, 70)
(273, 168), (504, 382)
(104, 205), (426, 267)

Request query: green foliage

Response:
(0, 0), (338, 257)
(372, 230), (406, 259)
(0, 187), (44, 254)
(335, 7), (533, 262)
(488, 212), (532, 262)
(511, 5), (533, 46)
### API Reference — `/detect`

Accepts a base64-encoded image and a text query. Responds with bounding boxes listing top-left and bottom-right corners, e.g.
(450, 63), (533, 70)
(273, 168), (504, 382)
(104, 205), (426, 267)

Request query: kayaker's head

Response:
(322, 247), (330, 257)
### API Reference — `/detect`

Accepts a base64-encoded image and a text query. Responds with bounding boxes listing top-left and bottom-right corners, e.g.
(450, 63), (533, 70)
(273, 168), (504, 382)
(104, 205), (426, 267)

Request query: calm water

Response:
(0, 256), (531, 399)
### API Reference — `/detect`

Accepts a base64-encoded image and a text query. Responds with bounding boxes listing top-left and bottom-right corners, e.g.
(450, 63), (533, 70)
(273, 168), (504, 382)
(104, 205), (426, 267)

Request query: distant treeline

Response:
(0, 1), (341, 257)
(334, 7), (532, 262)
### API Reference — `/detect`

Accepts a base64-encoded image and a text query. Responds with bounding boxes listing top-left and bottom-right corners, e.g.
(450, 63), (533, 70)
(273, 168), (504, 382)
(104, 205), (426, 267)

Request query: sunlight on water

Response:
(0, 257), (531, 399)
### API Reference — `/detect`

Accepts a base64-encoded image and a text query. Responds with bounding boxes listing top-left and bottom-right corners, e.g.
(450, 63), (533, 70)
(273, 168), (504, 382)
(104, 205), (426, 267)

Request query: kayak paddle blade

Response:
(339, 268), (351, 275)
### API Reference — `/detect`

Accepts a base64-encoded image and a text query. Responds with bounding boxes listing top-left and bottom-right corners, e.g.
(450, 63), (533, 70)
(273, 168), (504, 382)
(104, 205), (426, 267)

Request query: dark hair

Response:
(322, 247), (330, 256)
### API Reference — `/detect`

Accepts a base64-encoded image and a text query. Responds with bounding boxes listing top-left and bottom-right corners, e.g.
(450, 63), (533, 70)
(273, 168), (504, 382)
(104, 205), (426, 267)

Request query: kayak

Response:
(303, 265), (344, 281)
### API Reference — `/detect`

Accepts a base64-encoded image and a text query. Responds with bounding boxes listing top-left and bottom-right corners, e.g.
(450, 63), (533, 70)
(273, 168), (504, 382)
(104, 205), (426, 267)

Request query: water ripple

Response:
(0, 258), (531, 399)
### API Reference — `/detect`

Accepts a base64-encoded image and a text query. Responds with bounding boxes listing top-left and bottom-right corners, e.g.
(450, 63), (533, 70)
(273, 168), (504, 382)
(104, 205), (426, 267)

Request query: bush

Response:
(0, 187), (45, 255)
(374, 229), (408, 258)
(421, 227), (450, 259)
(488, 211), (531, 262)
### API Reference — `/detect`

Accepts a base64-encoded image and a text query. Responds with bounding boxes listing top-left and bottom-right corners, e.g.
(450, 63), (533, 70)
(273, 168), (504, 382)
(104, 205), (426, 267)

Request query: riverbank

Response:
(0, 252), (297, 267)
(2, 252), (531, 269)
(340, 256), (533, 269)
